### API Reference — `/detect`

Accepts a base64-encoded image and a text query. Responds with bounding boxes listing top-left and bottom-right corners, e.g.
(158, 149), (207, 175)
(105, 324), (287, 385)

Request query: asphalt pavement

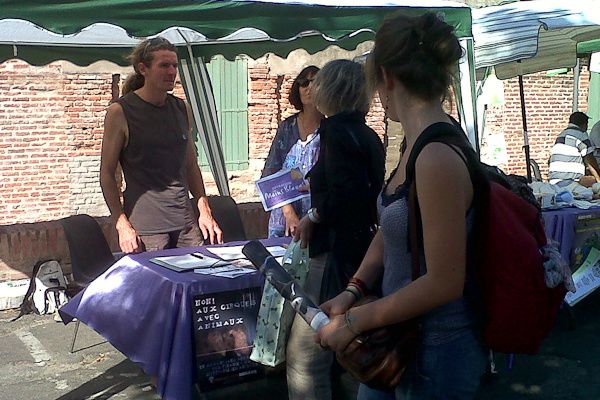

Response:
(1, 290), (599, 400)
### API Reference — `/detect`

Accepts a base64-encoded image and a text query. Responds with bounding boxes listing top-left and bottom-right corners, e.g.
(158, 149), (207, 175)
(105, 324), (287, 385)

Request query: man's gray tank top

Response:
(378, 186), (478, 346)
(117, 92), (195, 235)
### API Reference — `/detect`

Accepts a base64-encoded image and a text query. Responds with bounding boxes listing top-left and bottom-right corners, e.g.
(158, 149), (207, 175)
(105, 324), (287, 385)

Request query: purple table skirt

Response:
(542, 206), (600, 262)
(59, 237), (289, 400)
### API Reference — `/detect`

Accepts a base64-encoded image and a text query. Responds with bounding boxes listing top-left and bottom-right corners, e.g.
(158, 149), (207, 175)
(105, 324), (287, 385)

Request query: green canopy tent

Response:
(0, 0), (476, 195)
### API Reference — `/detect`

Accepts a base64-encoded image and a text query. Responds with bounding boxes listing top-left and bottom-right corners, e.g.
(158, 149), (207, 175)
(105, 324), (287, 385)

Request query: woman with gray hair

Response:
(289, 59), (386, 400)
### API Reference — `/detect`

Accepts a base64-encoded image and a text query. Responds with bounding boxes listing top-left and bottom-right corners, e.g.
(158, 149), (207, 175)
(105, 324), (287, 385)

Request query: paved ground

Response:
(1, 290), (599, 400)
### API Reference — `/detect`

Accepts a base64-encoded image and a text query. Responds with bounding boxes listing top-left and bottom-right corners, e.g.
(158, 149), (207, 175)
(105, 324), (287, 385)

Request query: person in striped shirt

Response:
(548, 112), (600, 187)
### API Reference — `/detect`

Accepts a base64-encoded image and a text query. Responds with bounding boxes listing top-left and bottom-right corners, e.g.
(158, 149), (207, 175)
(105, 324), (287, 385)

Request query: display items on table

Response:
(193, 287), (263, 391)
(150, 246), (287, 277)
(59, 237), (290, 400)
(565, 246), (600, 306)
(150, 253), (227, 272)
(256, 167), (309, 211)
(530, 181), (600, 210)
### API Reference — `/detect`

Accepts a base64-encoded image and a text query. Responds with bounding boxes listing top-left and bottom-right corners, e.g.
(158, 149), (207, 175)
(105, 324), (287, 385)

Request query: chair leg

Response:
(70, 320), (80, 353)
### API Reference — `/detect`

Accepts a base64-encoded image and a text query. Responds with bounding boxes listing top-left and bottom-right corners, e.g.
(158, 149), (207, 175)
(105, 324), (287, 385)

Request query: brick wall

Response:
(248, 63), (386, 165)
(484, 63), (590, 178)
(0, 61), (72, 224)
(64, 71), (113, 216)
(0, 203), (268, 281)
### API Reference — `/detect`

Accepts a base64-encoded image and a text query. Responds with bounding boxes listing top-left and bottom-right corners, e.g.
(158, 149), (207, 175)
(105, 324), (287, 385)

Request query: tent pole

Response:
(518, 75), (533, 182)
(573, 58), (581, 112)
(458, 38), (479, 152)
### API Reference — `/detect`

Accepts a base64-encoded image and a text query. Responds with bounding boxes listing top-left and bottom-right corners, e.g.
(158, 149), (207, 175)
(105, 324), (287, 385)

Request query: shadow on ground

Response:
(55, 360), (158, 400)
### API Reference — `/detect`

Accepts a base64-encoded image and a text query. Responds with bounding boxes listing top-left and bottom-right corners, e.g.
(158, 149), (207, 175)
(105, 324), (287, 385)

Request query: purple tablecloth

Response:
(542, 207), (600, 262)
(59, 237), (289, 400)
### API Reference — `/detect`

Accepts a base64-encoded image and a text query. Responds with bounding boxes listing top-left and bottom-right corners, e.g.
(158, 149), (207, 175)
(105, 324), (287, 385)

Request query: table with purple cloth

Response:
(59, 237), (288, 400)
(542, 206), (600, 263)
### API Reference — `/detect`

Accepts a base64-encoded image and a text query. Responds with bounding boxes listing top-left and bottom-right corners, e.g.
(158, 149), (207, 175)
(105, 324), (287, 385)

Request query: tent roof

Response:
(0, 19), (375, 65)
(0, 0), (472, 66)
(472, 0), (600, 80)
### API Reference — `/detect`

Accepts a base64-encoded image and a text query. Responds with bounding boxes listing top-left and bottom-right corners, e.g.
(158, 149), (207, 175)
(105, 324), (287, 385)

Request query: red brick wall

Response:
(0, 61), (72, 224)
(248, 63), (386, 164)
(485, 63), (590, 178)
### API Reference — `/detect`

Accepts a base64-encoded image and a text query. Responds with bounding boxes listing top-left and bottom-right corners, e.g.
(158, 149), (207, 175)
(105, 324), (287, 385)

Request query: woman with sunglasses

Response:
(262, 66), (324, 238)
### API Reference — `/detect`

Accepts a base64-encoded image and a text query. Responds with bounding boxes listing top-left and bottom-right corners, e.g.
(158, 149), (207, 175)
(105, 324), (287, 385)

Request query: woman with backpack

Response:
(317, 13), (488, 399)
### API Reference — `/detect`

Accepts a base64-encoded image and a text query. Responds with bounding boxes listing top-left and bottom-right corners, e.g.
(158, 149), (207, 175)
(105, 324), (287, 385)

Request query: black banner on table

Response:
(193, 286), (263, 390)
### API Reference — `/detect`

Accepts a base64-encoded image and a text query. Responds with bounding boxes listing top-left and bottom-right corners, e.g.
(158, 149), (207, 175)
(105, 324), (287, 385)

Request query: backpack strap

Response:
(408, 181), (422, 281)
(44, 286), (68, 314)
(405, 120), (480, 281)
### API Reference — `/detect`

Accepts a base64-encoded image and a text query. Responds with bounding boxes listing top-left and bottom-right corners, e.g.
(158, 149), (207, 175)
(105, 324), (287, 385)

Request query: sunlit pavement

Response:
(1, 290), (599, 400)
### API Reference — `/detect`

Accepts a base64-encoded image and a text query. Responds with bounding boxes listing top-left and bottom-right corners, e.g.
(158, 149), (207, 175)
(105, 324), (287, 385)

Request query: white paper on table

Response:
(194, 264), (256, 278)
(266, 246), (287, 257)
(206, 245), (287, 261)
(565, 247), (600, 306)
(206, 245), (246, 261)
(192, 256), (284, 278)
(150, 254), (225, 270)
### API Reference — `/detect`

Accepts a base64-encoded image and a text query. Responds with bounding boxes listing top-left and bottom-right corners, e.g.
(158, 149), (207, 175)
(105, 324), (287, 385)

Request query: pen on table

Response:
(190, 252), (204, 259)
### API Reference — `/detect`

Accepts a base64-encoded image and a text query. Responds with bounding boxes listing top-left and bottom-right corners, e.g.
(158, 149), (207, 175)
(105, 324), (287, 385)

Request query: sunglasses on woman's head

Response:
(298, 77), (314, 88)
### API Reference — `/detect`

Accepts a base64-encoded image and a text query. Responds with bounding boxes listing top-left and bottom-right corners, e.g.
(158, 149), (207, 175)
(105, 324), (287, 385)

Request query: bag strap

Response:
(408, 181), (421, 281)
(44, 286), (67, 314)
(406, 119), (476, 282)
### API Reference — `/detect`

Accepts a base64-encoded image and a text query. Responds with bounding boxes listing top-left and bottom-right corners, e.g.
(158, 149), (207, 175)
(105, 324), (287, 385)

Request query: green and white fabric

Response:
(251, 240), (310, 367)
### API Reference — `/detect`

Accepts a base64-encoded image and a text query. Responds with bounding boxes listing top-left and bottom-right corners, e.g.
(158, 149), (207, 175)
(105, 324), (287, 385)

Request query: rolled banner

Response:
(242, 240), (330, 331)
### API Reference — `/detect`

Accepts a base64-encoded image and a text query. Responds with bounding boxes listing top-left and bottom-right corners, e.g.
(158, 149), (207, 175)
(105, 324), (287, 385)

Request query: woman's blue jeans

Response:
(357, 329), (487, 400)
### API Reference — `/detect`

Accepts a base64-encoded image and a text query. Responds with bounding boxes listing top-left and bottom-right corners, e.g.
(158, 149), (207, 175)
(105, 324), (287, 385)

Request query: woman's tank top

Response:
(378, 186), (479, 345)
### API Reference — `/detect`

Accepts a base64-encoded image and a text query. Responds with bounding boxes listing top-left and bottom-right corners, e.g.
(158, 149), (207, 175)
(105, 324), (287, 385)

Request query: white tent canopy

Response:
(473, 0), (600, 80)
(471, 0), (600, 181)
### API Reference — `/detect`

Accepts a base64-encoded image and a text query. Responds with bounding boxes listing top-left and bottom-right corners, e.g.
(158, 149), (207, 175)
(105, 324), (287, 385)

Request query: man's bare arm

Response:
(184, 105), (223, 244)
(584, 153), (600, 182)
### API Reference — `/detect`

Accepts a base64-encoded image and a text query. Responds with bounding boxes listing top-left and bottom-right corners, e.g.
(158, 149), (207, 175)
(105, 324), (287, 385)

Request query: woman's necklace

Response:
(298, 113), (319, 140)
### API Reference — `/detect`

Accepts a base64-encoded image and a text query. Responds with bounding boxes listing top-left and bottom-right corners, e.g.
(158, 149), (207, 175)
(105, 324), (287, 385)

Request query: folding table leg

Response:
(70, 320), (81, 353)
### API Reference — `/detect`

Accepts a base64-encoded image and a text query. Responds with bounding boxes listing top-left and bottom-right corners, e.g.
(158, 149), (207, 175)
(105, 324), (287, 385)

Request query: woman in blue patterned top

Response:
(262, 66), (324, 237)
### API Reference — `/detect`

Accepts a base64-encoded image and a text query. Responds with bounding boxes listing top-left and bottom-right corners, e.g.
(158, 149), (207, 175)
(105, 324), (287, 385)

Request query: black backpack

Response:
(11, 259), (68, 322)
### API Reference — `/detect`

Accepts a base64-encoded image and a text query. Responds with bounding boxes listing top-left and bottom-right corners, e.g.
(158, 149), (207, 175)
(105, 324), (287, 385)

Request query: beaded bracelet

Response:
(344, 310), (362, 336)
(349, 277), (369, 296)
(344, 286), (361, 301)
(346, 282), (364, 298)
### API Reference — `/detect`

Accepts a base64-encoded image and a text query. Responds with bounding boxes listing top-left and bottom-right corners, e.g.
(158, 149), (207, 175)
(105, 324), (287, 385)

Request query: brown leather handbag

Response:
(335, 296), (419, 391)
(335, 181), (423, 391)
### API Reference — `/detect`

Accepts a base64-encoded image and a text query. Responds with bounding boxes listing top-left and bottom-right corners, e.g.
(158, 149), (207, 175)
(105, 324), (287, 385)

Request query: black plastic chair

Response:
(530, 159), (543, 182)
(193, 196), (247, 243)
(59, 214), (119, 352)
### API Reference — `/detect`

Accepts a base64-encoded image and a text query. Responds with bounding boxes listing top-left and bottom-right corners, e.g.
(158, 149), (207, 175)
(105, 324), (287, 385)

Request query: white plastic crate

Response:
(0, 279), (30, 310)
